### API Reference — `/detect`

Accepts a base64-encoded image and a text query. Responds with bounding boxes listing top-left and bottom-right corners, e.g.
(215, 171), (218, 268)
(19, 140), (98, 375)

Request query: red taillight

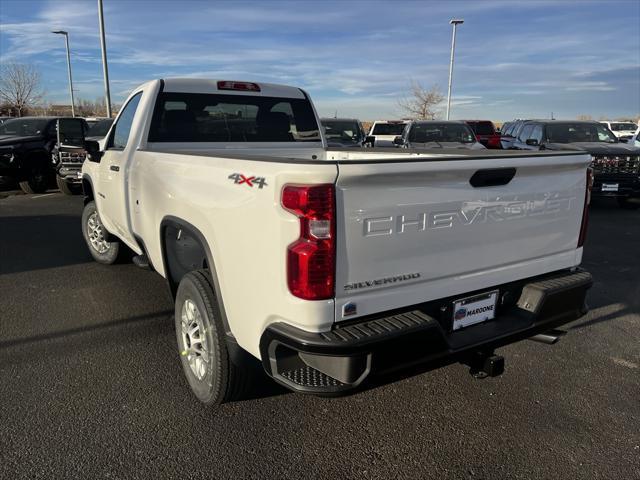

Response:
(217, 80), (261, 92)
(282, 184), (335, 300)
(578, 168), (594, 247)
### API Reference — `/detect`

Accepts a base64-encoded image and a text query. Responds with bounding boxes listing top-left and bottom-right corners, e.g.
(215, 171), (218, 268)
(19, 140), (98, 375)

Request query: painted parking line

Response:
(32, 193), (58, 199)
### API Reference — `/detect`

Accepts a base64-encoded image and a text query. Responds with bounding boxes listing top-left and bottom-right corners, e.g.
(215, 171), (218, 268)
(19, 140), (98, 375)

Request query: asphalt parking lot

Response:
(0, 191), (638, 480)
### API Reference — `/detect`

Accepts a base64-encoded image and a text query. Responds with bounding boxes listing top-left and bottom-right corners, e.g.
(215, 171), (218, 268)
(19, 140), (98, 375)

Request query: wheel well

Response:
(82, 178), (94, 204)
(160, 217), (234, 339)
(162, 222), (208, 296)
(17, 151), (50, 180)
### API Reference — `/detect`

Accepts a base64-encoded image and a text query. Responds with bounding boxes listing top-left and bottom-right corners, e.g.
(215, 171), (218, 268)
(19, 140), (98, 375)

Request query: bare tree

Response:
(398, 81), (444, 120)
(576, 114), (593, 121)
(0, 63), (44, 117)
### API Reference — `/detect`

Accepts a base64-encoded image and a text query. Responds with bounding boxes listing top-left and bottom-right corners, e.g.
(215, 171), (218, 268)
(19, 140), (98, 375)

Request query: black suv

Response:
(0, 116), (88, 194)
(510, 120), (640, 208)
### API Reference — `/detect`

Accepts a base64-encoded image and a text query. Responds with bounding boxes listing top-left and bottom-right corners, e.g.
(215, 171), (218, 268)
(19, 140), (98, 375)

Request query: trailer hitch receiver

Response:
(464, 351), (505, 379)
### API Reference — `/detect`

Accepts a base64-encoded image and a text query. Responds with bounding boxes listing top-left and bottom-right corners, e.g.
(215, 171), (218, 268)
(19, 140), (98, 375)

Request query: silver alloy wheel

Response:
(86, 211), (110, 254)
(181, 298), (210, 381)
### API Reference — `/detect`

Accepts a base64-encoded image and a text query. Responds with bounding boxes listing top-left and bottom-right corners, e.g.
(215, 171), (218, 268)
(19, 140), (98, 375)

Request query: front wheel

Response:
(18, 166), (49, 194)
(81, 201), (120, 264)
(617, 197), (640, 210)
(175, 270), (248, 404)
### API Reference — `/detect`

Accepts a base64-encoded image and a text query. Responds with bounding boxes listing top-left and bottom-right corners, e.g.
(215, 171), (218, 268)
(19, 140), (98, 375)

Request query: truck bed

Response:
(142, 145), (590, 324)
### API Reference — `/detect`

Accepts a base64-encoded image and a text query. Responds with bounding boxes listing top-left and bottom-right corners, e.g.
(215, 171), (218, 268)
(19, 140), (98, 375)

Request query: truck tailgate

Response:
(334, 152), (590, 321)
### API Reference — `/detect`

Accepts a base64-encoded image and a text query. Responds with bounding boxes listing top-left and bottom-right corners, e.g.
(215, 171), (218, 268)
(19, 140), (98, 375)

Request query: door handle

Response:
(110, 165), (120, 172)
(469, 168), (516, 188)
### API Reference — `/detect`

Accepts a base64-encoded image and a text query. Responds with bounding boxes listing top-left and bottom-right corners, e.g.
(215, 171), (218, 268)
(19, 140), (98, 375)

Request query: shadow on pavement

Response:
(0, 310), (174, 349)
(0, 215), (91, 274)
(569, 302), (636, 331)
(0, 307), (290, 402)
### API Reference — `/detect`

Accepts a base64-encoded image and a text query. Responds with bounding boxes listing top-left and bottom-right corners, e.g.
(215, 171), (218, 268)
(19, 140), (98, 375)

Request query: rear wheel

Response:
(617, 197), (640, 210)
(82, 201), (120, 264)
(175, 270), (248, 404)
(18, 166), (48, 194)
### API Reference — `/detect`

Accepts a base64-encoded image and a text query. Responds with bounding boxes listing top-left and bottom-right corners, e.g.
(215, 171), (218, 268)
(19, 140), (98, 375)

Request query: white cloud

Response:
(0, 0), (637, 120)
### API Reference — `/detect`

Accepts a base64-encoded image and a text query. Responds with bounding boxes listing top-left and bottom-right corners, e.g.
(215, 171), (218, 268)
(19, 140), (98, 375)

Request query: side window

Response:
(529, 125), (543, 143)
(518, 125), (533, 141)
(110, 92), (142, 150)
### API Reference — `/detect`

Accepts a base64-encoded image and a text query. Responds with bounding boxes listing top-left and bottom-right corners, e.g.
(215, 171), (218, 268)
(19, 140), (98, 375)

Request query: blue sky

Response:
(1, 0), (639, 121)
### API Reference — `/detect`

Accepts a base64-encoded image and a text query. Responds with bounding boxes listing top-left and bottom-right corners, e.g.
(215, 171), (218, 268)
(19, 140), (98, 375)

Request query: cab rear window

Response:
(372, 123), (405, 135)
(148, 92), (321, 142)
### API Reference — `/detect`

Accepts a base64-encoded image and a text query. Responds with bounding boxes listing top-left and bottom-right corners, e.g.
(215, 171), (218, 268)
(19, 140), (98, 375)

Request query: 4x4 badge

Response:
(228, 173), (267, 189)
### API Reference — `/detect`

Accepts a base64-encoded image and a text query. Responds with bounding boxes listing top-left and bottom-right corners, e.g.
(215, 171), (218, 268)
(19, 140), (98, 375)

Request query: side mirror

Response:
(525, 138), (539, 146)
(84, 140), (103, 162)
(393, 135), (404, 146)
(365, 135), (375, 147)
(57, 118), (86, 150)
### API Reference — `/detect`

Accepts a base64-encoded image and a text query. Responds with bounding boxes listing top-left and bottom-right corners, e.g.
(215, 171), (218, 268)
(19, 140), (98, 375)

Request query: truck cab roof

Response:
(159, 78), (307, 99)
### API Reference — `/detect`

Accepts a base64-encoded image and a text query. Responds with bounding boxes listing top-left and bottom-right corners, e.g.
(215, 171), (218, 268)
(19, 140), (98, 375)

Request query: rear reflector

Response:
(217, 81), (261, 92)
(578, 168), (594, 247)
(282, 184), (335, 300)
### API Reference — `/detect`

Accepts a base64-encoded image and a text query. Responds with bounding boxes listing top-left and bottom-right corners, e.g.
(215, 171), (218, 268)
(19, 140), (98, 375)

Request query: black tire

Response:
(18, 166), (48, 194)
(56, 175), (80, 195)
(617, 197), (640, 210)
(81, 200), (120, 264)
(175, 270), (249, 404)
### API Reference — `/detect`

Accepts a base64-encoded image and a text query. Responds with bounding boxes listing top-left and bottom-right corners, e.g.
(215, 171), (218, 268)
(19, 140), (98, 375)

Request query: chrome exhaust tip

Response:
(529, 329), (566, 345)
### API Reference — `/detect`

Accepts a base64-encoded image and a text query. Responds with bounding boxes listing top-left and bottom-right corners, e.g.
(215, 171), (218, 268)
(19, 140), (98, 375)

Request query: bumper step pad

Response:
(319, 311), (433, 344)
(281, 365), (345, 389)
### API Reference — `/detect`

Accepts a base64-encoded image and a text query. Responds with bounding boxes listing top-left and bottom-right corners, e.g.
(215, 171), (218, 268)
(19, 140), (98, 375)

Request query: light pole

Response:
(98, 0), (112, 118)
(446, 19), (464, 120)
(52, 30), (75, 117)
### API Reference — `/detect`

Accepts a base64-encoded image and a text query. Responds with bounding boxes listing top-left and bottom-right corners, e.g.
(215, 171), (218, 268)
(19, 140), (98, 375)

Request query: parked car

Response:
(62, 77), (593, 404)
(86, 118), (114, 141)
(321, 118), (366, 148)
(54, 118), (113, 195)
(600, 121), (638, 141)
(628, 127), (640, 147)
(53, 117), (92, 194)
(0, 116), (87, 194)
(393, 120), (485, 149)
(366, 120), (408, 147)
(510, 120), (640, 208)
(462, 120), (501, 149)
(499, 120), (522, 149)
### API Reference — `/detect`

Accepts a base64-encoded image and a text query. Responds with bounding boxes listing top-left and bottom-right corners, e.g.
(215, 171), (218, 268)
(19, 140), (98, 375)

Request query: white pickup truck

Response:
(62, 78), (594, 404)
(366, 120), (408, 147)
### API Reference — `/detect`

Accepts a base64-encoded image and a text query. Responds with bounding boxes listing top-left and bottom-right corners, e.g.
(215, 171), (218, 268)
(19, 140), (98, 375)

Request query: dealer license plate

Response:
(452, 290), (499, 331)
(602, 183), (618, 192)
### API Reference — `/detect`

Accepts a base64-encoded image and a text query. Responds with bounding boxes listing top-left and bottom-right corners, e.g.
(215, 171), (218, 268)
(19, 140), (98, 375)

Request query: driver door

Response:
(96, 92), (143, 244)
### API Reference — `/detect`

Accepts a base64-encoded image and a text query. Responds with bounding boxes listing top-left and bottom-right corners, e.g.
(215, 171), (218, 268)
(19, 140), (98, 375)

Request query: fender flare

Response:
(81, 174), (95, 204)
(159, 216), (233, 338)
